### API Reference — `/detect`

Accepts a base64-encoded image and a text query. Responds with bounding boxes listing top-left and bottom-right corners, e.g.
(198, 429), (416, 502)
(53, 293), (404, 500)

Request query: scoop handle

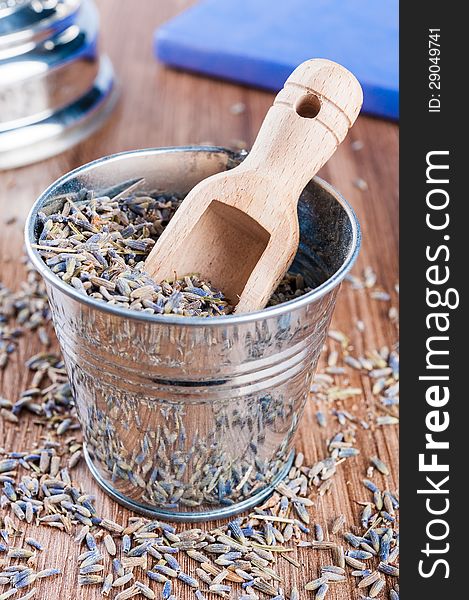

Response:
(240, 59), (363, 199)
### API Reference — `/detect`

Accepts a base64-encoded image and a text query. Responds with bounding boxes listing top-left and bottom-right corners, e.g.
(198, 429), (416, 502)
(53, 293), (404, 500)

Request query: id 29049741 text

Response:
(428, 29), (441, 113)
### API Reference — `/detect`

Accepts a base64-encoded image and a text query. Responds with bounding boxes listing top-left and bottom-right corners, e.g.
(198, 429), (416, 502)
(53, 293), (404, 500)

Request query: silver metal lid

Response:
(0, 0), (117, 169)
(0, 0), (80, 52)
(0, 54), (118, 169)
(0, 0), (99, 131)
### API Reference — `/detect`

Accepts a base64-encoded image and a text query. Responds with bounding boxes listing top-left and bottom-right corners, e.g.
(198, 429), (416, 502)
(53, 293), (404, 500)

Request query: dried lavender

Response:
(0, 266), (50, 370)
(33, 182), (311, 316)
(1, 237), (398, 599)
(0, 428), (363, 600)
(311, 331), (399, 430)
(0, 352), (76, 429)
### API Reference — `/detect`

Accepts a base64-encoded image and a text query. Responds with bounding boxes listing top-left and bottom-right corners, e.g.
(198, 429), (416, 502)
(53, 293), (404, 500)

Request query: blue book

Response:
(155, 0), (399, 120)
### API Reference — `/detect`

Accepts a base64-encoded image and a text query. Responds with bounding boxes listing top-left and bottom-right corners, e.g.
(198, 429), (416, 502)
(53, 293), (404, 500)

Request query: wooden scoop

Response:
(145, 59), (363, 313)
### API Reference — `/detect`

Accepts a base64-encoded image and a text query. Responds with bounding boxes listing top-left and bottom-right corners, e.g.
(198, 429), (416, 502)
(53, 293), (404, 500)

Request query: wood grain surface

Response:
(0, 1), (399, 599)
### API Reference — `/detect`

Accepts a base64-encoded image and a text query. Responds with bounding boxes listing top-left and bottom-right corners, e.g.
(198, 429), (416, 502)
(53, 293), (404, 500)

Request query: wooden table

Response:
(0, 1), (398, 599)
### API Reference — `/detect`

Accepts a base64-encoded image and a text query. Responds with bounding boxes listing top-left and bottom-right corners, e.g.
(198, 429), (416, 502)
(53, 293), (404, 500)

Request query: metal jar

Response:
(25, 146), (360, 521)
(0, 0), (117, 170)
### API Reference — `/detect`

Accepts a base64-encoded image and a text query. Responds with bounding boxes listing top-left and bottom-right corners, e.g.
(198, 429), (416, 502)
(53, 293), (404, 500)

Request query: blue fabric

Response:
(155, 0), (399, 120)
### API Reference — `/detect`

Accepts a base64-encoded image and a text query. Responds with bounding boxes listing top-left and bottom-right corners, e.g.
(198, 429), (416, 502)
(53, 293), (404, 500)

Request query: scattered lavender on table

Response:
(0, 266), (50, 371)
(1, 221), (399, 599)
(310, 266), (399, 430)
(0, 430), (366, 600)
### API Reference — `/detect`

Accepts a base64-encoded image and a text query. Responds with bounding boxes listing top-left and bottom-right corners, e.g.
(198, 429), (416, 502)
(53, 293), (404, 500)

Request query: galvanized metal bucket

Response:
(25, 146), (360, 521)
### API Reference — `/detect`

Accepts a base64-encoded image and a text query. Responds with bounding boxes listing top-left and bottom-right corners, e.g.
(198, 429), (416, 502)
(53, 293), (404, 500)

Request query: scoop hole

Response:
(295, 94), (321, 119)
